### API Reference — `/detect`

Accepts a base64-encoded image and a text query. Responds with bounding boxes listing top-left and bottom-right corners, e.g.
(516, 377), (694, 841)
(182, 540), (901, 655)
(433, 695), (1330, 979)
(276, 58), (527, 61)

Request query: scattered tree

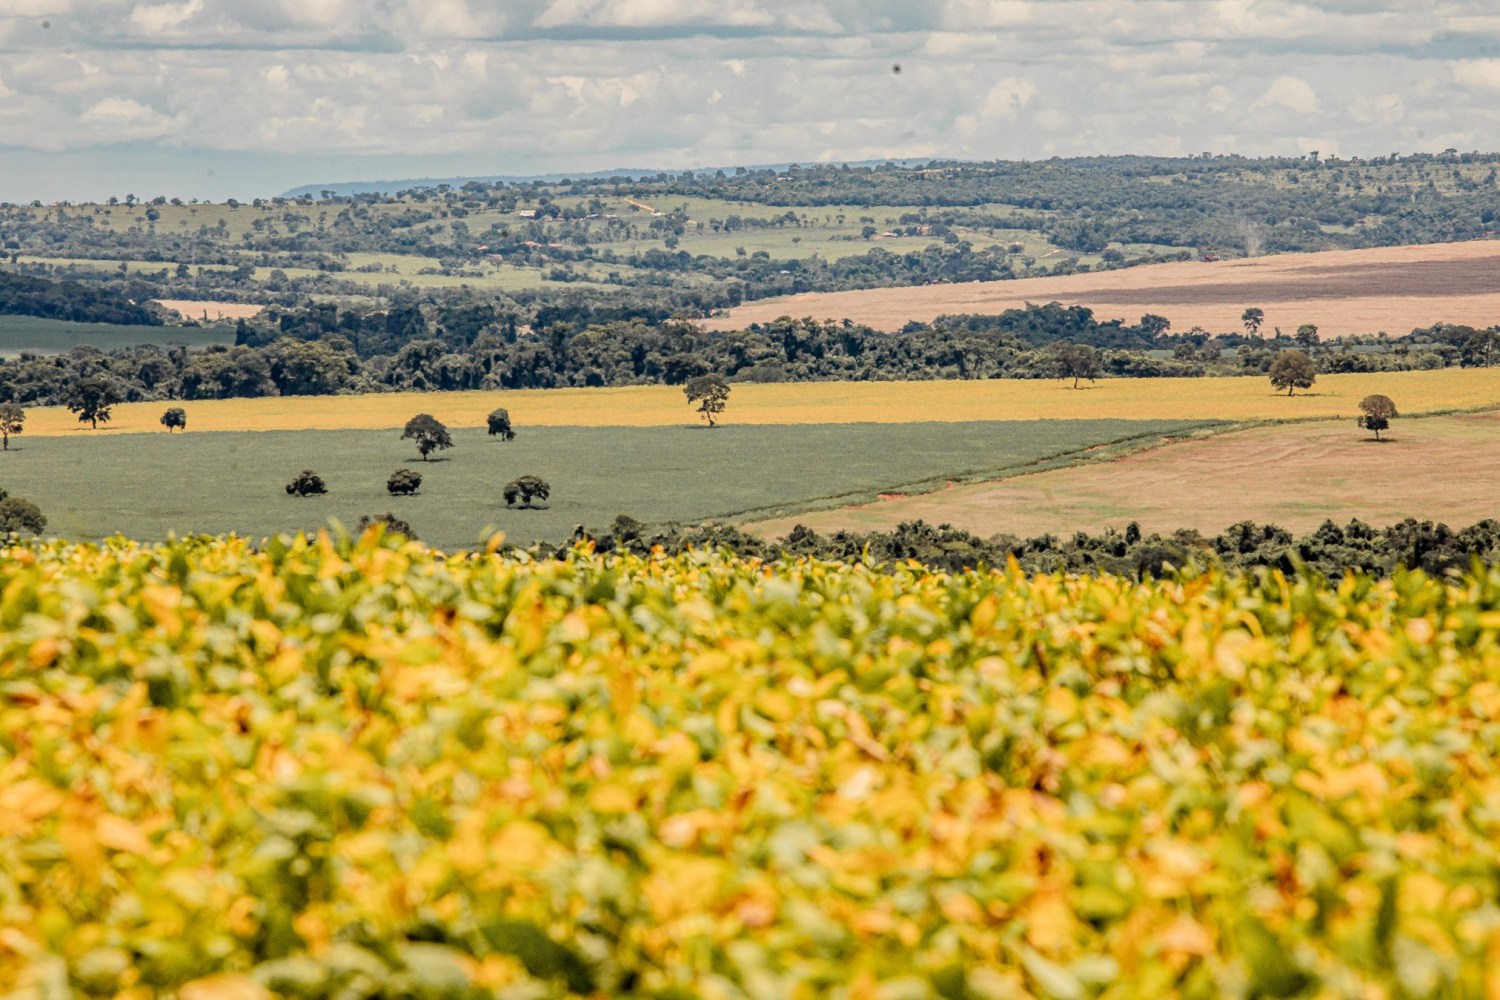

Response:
(402, 413), (453, 460)
(1054, 342), (1101, 389)
(1268, 350), (1318, 396)
(0, 403), (23, 451)
(387, 468), (422, 495)
(160, 406), (187, 432)
(64, 377), (125, 429)
(0, 488), (45, 534)
(504, 475), (550, 508)
(356, 512), (416, 539)
(285, 470), (327, 496)
(487, 407), (516, 441)
(684, 374), (730, 427)
(1357, 394), (1398, 440)
(1294, 323), (1320, 348)
(1242, 307), (1265, 337)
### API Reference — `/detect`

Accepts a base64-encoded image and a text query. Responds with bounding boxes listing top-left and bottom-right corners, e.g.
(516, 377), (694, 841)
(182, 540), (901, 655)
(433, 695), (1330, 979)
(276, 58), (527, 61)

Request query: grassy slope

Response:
(749, 411), (1500, 539)
(3, 420), (1210, 549)
(18, 369), (1500, 436)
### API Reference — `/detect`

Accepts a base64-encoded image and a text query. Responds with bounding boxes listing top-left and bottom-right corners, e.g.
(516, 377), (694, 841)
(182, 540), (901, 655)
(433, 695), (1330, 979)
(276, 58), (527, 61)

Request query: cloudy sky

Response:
(2, 0), (1499, 202)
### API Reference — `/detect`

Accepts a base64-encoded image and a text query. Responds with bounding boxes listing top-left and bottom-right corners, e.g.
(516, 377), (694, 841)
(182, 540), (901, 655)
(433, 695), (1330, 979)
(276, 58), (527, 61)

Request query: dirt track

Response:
(748, 411), (1500, 539)
(706, 240), (1500, 338)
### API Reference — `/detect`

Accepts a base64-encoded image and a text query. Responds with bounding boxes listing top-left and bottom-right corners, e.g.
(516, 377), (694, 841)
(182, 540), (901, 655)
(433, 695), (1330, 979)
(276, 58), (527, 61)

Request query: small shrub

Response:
(387, 468), (422, 495)
(0, 488), (45, 534)
(503, 475), (550, 508)
(487, 408), (515, 441)
(160, 407), (187, 432)
(356, 512), (416, 540)
(286, 470), (327, 497)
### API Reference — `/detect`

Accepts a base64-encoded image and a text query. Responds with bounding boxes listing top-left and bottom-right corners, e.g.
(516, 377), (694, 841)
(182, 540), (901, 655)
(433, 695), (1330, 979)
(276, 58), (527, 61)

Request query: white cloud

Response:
(1252, 75), (1320, 115)
(1452, 59), (1500, 92)
(1, 0), (1500, 200)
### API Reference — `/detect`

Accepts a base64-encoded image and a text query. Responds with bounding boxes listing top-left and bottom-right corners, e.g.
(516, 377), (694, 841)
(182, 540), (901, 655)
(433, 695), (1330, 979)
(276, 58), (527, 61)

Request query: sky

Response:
(2, 0), (1500, 202)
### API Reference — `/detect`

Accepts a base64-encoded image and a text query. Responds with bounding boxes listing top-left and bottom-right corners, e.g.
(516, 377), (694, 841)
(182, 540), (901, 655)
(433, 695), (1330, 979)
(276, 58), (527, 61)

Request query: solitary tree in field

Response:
(1242, 307), (1265, 338)
(504, 475), (550, 508)
(285, 470), (327, 497)
(0, 488), (45, 534)
(160, 407), (187, 432)
(64, 377), (125, 429)
(1268, 350), (1318, 396)
(0, 403), (24, 451)
(387, 468), (422, 495)
(487, 407), (515, 441)
(1054, 342), (1101, 389)
(402, 413), (453, 460)
(684, 374), (731, 427)
(1358, 394), (1398, 441)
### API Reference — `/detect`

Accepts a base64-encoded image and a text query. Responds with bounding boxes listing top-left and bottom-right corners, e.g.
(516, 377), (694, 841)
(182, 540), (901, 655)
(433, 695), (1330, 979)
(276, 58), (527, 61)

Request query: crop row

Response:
(2, 533), (1500, 999)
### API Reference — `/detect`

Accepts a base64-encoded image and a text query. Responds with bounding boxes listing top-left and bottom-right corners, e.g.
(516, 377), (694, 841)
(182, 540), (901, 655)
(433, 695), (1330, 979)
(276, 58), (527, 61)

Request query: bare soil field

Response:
(706, 240), (1500, 337)
(749, 411), (1500, 539)
(18, 369), (1498, 437)
(153, 300), (265, 322)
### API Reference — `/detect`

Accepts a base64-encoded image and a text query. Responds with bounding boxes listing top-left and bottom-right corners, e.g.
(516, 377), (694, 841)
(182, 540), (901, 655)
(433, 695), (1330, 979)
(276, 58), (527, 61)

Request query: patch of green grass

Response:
(0, 315), (233, 356)
(4, 419), (1217, 550)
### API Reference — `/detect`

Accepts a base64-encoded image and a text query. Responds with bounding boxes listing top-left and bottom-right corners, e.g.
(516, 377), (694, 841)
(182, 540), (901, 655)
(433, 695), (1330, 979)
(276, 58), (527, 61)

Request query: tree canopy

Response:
(402, 413), (453, 460)
(504, 475), (550, 508)
(387, 468), (422, 495)
(684, 373), (731, 427)
(487, 407), (515, 441)
(1358, 394), (1398, 440)
(0, 403), (23, 451)
(286, 470), (327, 497)
(0, 488), (45, 534)
(1268, 350), (1318, 396)
(64, 377), (125, 429)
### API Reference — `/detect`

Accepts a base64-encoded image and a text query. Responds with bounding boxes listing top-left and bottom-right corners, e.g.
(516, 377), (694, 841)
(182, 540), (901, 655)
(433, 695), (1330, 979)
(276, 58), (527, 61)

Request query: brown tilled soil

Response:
(153, 300), (266, 321)
(747, 411), (1500, 540)
(706, 240), (1500, 337)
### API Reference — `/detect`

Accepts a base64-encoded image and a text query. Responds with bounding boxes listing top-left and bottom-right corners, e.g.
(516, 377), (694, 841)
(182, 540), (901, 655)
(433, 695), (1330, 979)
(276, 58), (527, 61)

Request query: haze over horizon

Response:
(3, 0), (1500, 203)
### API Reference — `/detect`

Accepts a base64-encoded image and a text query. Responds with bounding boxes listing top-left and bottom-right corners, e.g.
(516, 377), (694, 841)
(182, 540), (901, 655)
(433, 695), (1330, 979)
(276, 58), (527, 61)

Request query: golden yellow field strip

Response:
(18, 368), (1500, 436)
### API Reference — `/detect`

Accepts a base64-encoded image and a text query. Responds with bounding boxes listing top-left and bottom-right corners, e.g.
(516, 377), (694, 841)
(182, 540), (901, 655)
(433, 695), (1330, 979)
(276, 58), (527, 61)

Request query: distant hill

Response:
(282, 158), (931, 198)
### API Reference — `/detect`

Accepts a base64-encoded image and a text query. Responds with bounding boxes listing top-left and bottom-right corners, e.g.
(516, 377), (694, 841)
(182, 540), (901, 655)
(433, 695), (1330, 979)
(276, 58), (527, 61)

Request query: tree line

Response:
(551, 514), (1500, 581)
(3, 306), (1486, 407)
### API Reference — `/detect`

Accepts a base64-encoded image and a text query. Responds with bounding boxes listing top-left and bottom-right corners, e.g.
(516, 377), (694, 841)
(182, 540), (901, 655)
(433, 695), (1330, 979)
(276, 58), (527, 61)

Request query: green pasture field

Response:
(0, 315), (234, 356)
(6, 418), (1215, 550)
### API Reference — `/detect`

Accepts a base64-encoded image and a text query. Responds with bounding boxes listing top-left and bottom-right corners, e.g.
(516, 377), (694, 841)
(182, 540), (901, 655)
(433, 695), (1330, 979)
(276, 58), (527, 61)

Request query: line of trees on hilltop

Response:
(0, 305), (1486, 406)
(9, 153), (1500, 327)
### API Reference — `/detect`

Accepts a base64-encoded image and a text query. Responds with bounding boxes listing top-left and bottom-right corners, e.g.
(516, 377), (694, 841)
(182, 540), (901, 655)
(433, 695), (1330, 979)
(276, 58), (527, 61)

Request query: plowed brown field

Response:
(748, 411), (1500, 539)
(153, 300), (265, 321)
(707, 240), (1500, 338)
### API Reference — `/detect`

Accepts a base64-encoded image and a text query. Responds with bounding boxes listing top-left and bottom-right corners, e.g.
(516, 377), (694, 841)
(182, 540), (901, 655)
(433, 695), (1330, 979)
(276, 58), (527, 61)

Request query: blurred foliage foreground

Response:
(3, 532), (1500, 1000)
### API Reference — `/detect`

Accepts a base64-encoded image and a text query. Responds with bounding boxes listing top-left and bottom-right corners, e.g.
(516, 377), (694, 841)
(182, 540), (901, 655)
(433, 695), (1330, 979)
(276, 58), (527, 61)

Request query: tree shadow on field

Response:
(1270, 391), (1328, 398)
(413, 455), (453, 463)
(1360, 437), (1398, 444)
